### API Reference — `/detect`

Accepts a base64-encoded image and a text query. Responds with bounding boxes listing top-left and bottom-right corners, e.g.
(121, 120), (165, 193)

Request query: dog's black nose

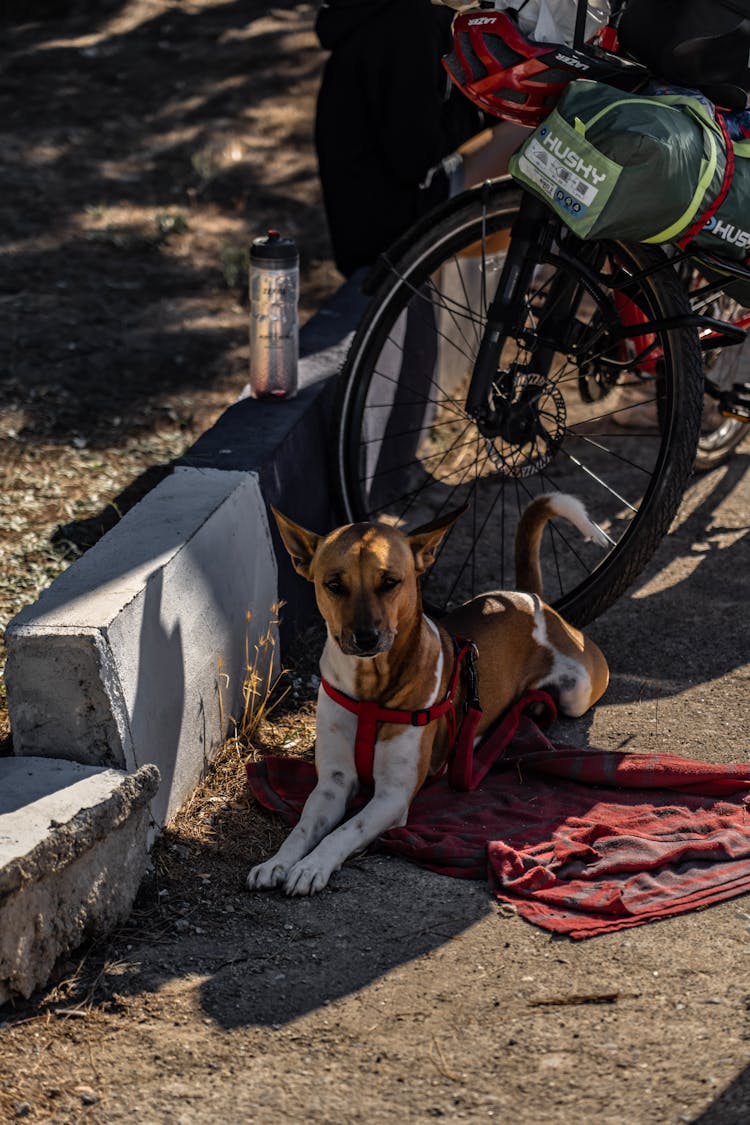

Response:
(352, 627), (380, 655)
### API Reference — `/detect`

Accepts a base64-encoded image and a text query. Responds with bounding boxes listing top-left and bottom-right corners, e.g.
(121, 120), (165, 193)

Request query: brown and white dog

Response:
(247, 494), (609, 896)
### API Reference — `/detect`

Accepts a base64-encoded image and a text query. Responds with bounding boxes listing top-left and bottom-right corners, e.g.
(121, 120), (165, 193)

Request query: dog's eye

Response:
(324, 577), (345, 596)
(379, 576), (401, 593)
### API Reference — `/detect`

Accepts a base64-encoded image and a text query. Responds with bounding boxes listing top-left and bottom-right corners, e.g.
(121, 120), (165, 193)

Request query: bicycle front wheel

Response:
(335, 182), (704, 625)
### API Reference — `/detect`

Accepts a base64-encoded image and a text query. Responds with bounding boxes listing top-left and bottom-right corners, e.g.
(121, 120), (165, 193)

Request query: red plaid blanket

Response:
(246, 694), (750, 938)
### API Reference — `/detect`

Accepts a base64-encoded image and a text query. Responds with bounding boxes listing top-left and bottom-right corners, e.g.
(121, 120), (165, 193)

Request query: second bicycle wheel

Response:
(335, 181), (704, 626)
(686, 272), (750, 471)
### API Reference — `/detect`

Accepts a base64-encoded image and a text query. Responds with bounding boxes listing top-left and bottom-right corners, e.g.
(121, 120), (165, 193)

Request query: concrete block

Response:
(5, 469), (278, 826)
(4, 274), (368, 837)
(0, 757), (159, 1004)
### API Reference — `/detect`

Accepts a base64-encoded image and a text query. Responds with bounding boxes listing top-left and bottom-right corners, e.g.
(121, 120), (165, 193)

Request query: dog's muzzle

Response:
(340, 627), (391, 657)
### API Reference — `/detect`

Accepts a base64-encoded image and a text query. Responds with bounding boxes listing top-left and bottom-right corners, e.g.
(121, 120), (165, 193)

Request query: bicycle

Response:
(333, 0), (750, 627)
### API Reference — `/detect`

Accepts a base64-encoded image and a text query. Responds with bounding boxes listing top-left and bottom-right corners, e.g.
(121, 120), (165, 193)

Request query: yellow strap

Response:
(583, 95), (681, 134)
(574, 89), (724, 244)
(581, 93), (722, 140)
(643, 126), (719, 243)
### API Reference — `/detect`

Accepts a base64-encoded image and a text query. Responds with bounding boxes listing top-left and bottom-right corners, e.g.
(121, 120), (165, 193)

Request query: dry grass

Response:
(0, 943), (148, 1122)
(220, 604), (290, 757)
(167, 611), (321, 862)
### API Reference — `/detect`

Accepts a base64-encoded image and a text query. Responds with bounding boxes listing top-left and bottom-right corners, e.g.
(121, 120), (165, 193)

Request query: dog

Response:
(246, 494), (609, 896)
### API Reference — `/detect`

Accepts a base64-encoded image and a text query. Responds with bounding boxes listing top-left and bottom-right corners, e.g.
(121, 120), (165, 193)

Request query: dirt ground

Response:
(2, 3), (750, 1124)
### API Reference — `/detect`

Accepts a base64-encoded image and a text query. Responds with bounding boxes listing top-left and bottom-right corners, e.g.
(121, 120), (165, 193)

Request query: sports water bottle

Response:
(248, 230), (299, 398)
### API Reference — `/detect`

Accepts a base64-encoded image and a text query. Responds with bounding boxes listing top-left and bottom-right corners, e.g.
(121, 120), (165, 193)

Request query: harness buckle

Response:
(411, 709), (433, 727)
(463, 642), (481, 713)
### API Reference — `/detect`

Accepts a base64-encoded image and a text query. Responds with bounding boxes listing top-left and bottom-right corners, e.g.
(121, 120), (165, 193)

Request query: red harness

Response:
(320, 636), (538, 792)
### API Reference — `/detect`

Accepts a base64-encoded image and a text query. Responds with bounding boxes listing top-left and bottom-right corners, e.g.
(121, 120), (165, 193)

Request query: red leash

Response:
(449, 687), (556, 791)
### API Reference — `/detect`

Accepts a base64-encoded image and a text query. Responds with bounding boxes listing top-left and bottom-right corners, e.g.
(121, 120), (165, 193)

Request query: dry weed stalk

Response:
(223, 602), (289, 757)
(170, 605), (290, 841)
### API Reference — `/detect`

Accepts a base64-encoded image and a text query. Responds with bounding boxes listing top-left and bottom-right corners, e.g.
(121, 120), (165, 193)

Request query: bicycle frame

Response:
(461, 188), (747, 431)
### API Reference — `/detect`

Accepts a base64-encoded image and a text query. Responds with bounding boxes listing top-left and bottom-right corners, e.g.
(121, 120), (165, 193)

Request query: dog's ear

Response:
(407, 505), (467, 575)
(272, 508), (320, 581)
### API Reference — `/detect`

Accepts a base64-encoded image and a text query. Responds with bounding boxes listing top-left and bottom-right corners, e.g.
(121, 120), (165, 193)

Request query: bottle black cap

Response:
(250, 229), (299, 263)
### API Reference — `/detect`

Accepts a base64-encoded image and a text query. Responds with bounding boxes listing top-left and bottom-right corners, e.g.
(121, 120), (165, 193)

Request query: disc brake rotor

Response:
(484, 373), (566, 478)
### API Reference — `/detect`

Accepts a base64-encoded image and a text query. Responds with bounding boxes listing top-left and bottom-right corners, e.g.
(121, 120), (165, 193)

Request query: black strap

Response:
(573, 0), (589, 48)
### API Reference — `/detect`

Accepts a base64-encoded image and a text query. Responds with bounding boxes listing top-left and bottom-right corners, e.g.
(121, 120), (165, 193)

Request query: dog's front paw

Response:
(246, 858), (288, 891)
(283, 859), (332, 897)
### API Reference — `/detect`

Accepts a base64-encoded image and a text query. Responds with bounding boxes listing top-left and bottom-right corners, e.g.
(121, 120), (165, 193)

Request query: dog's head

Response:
(273, 508), (464, 658)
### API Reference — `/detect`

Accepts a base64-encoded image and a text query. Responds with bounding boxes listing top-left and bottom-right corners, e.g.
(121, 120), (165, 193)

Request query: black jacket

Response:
(315, 0), (483, 276)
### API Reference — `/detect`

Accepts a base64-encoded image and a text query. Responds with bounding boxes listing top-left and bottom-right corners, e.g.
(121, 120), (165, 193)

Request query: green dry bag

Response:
(509, 79), (728, 245)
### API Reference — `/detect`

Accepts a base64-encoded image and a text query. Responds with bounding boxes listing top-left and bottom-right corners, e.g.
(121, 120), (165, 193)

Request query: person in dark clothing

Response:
(314, 0), (486, 278)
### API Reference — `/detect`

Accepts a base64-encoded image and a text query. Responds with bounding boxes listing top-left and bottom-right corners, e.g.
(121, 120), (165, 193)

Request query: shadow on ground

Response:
(693, 1061), (750, 1123)
(585, 451), (750, 703)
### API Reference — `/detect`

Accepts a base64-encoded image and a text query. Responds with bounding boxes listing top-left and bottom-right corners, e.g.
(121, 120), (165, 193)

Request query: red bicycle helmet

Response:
(443, 10), (576, 128)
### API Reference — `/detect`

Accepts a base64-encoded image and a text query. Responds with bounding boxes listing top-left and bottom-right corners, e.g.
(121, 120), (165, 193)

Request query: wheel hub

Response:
(481, 373), (566, 478)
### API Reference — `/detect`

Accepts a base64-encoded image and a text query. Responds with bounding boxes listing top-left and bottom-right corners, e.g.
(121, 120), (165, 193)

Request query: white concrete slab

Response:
(0, 757), (159, 1004)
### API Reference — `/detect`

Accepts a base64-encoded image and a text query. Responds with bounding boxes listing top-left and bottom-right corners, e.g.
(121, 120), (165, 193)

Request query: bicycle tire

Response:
(687, 277), (749, 472)
(695, 413), (747, 471)
(335, 181), (704, 626)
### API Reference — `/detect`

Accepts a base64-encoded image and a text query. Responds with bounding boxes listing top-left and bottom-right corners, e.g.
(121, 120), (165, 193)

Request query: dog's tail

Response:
(515, 494), (608, 597)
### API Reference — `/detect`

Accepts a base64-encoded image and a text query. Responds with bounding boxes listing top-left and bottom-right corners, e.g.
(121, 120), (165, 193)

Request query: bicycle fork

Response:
(464, 191), (557, 428)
